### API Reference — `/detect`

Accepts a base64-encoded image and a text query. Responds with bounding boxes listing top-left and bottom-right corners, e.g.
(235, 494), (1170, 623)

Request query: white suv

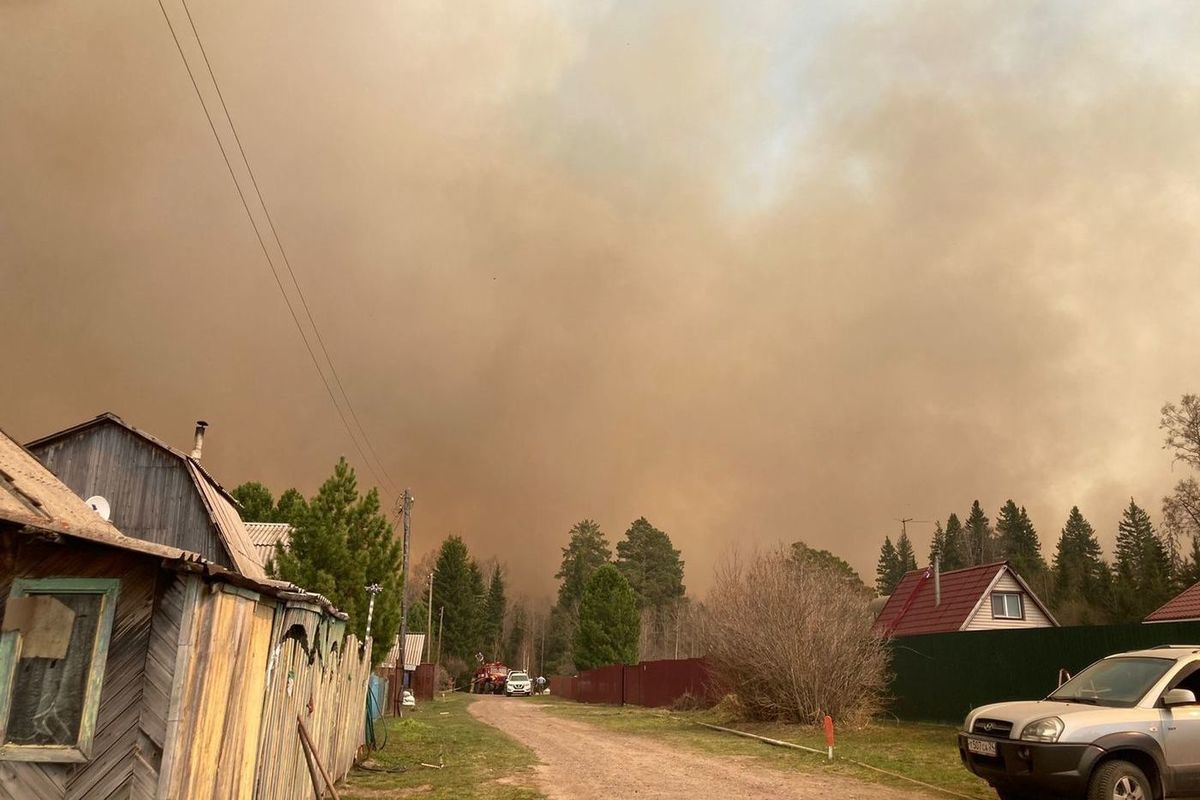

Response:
(960, 645), (1200, 800)
(505, 671), (532, 697)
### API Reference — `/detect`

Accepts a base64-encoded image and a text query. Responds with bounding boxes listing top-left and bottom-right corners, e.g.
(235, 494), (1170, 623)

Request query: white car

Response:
(960, 645), (1200, 800)
(505, 671), (532, 697)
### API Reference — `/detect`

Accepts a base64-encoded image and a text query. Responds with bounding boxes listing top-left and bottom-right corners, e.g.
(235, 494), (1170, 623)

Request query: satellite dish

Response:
(85, 496), (111, 521)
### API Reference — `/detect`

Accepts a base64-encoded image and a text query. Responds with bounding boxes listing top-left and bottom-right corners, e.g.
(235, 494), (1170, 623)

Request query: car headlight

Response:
(1020, 717), (1064, 743)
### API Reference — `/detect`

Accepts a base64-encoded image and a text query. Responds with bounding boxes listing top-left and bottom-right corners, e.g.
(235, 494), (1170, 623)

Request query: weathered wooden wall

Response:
(0, 535), (369, 800)
(159, 581), (275, 799)
(30, 423), (231, 567)
(0, 537), (168, 800)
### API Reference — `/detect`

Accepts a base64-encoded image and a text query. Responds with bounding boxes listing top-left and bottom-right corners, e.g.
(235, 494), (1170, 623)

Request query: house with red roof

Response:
(872, 561), (1058, 637)
(1146, 582), (1200, 623)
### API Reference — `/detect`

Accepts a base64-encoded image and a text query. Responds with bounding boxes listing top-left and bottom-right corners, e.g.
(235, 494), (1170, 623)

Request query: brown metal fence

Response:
(551, 657), (714, 707)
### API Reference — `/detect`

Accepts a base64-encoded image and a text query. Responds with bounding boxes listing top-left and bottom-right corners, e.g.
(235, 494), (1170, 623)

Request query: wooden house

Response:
(873, 561), (1058, 637)
(0, 423), (369, 799)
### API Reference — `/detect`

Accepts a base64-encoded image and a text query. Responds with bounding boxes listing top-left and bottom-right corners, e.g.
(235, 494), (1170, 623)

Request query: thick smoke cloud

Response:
(3, 1), (1199, 597)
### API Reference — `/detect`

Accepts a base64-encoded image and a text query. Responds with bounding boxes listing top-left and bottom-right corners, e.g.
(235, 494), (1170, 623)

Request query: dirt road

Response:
(468, 696), (931, 799)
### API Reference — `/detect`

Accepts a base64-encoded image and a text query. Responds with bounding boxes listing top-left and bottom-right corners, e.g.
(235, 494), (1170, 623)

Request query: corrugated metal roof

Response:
(1147, 582), (1200, 622)
(187, 460), (265, 580)
(245, 522), (292, 568)
(380, 634), (426, 670)
(872, 561), (1055, 636)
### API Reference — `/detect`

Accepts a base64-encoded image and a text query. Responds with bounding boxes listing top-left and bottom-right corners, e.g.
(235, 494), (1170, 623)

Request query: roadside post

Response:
(823, 715), (835, 761)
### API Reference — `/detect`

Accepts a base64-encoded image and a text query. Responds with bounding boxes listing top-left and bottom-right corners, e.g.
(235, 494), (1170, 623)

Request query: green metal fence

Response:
(888, 621), (1200, 723)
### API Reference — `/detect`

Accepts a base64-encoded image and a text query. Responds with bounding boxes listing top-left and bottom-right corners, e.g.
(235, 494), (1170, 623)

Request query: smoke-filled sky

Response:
(3, 1), (1199, 599)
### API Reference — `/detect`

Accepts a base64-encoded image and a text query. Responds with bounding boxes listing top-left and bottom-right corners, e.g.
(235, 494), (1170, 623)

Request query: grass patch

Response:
(539, 698), (993, 799)
(342, 693), (543, 800)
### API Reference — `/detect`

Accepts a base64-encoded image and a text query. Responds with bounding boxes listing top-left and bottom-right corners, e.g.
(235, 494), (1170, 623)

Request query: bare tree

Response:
(1162, 397), (1200, 572)
(705, 547), (888, 726)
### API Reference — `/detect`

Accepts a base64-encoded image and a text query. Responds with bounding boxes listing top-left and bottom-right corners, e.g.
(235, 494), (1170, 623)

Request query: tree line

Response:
(873, 394), (1200, 625)
(545, 517), (688, 673)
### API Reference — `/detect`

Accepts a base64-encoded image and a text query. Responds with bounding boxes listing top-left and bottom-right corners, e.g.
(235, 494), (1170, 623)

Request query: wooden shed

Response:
(0, 425), (370, 799)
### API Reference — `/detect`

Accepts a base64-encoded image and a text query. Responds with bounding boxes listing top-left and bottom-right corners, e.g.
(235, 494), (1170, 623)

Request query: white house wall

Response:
(963, 571), (1054, 631)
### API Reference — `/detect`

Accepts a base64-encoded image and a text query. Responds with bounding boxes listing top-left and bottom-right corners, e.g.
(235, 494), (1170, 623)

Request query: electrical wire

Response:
(177, 0), (397, 493)
(154, 0), (396, 495)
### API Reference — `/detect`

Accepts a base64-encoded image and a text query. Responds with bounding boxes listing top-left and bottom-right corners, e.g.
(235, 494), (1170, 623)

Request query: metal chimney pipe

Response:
(934, 556), (941, 607)
(190, 420), (208, 460)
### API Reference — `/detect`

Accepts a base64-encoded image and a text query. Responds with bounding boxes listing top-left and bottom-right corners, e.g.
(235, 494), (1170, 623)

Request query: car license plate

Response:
(967, 737), (998, 757)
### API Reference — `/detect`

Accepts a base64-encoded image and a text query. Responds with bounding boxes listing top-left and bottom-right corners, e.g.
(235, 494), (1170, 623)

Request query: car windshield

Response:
(1048, 657), (1174, 707)
(510, 673), (528, 681)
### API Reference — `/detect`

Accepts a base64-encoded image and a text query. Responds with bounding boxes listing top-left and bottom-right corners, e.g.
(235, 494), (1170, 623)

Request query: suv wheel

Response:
(1088, 760), (1152, 800)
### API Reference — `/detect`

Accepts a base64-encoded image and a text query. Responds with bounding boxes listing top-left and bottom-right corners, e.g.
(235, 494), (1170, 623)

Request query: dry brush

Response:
(705, 547), (889, 726)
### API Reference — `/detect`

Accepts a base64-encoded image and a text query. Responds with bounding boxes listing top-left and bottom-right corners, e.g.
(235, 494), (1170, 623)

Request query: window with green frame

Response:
(0, 577), (120, 762)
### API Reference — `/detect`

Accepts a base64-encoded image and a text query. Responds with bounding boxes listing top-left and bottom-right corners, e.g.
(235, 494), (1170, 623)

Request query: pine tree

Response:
(964, 501), (995, 566)
(1113, 499), (1173, 621)
(1050, 506), (1111, 624)
(232, 481), (275, 522)
(574, 564), (640, 670)
(876, 537), (900, 595)
(481, 566), (507, 658)
(555, 520), (612, 612)
(615, 518), (685, 610)
(274, 488), (308, 525)
(271, 458), (403, 664)
(996, 500), (1046, 578)
(791, 541), (869, 594)
(940, 513), (967, 570)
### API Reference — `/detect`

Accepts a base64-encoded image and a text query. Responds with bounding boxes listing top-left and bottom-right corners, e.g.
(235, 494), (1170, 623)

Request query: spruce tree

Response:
(928, 522), (945, 568)
(964, 501), (995, 566)
(996, 500), (1046, 578)
(940, 513), (967, 570)
(895, 532), (918, 575)
(1113, 499), (1173, 621)
(876, 537), (900, 595)
(574, 564), (640, 670)
(1051, 506), (1110, 623)
(432, 535), (482, 663)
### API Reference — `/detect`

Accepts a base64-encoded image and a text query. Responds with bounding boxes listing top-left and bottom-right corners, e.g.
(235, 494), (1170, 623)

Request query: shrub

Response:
(705, 547), (889, 726)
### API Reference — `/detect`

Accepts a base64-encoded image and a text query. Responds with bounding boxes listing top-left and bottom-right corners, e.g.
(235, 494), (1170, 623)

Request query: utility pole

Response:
(396, 489), (414, 716)
(425, 568), (435, 662)
(435, 605), (445, 667)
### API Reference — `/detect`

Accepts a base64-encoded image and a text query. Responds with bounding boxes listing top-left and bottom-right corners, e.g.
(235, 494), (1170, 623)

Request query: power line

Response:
(176, 0), (397, 493)
(154, 0), (395, 495)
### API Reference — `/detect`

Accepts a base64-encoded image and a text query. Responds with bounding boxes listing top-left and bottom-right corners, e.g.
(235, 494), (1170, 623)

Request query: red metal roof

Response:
(873, 562), (1008, 636)
(1147, 582), (1200, 622)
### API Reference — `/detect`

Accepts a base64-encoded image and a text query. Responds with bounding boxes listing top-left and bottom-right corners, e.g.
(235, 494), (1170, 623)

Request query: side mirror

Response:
(1163, 688), (1197, 707)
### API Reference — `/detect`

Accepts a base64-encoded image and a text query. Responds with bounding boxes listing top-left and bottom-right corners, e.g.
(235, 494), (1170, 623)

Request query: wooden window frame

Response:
(990, 591), (1025, 621)
(0, 577), (121, 763)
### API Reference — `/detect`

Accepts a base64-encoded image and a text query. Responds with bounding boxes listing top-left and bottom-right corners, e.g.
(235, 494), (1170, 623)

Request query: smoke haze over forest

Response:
(3, 1), (1200, 597)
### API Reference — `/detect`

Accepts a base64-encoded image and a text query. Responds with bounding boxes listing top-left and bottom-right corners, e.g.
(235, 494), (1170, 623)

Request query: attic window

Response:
(0, 578), (120, 762)
(991, 592), (1024, 620)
